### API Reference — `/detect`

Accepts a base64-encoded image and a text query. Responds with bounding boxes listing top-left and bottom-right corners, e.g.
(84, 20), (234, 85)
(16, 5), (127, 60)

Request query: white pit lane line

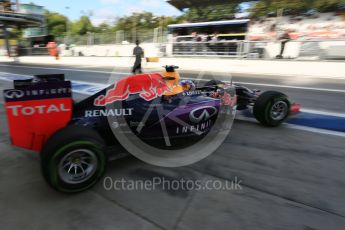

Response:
(1, 63), (345, 80)
(301, 109), (345, 118)
(0, 63), (345, 92)
(235, 115), (345, 138)
(0, 71), (31, 79)
(0, 64), (128, 75)
(0, 70), (345, 137)
(235, 81), (345, 94)
(180, 78), (345, 93)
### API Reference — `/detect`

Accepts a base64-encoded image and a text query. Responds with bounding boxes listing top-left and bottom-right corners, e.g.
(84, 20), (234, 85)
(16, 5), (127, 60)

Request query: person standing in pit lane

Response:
(132, 40), (145, 74)
(276, 29), (291, 59)
(47, 41), (60, 60)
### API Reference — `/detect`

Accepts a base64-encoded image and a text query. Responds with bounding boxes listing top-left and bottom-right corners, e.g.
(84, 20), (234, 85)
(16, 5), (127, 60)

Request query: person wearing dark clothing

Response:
(276, 30), (291, 59)
(132, 40), (144, 74)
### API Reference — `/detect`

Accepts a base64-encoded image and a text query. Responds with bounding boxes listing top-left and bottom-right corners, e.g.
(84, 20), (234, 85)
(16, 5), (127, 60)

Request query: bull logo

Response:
(4, 90), (25, 99)
(189, 106), (218, 123)
(94, 73), (171, 106)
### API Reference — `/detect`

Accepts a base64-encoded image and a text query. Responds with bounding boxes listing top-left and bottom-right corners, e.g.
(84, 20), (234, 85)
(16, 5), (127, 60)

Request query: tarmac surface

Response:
(0, 62), (343, 112)
(0, 63), (345, 230)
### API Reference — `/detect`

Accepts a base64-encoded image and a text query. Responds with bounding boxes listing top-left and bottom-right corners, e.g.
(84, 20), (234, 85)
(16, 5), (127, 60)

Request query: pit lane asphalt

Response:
(0, 62), (344, 113)
(0, 64), (345, 230)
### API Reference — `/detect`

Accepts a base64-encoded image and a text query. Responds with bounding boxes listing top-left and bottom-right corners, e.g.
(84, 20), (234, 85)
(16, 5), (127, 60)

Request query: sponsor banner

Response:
(0, 75), (105, 96)
(85, 108), (134, 118)
(182, 90), (202, 97)
(5, 98), (72, 151)
(6, 103), (70, 117)
(3, 81), (72, 102)
(175, 106), (218, 135)
(176, 120), (213, 135)
(189, 106), (218, 123)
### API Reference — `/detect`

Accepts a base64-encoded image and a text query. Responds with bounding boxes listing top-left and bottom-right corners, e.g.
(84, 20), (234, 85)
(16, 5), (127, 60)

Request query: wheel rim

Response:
(58, 149), (98, 184)
(270, 101), (288, 121)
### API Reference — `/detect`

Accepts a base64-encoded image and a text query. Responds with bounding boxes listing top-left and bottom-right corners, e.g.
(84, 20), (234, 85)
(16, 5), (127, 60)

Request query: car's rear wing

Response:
(3, 74), (73, 152)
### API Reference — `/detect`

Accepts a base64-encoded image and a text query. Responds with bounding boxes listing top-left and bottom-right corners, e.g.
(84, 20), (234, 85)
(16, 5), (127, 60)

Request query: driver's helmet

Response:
(180, 80), (196, 91)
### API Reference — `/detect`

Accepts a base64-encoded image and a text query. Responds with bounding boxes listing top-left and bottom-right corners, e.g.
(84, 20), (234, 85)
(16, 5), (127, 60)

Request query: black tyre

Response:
(253, 91), (290, 127)
(40, 126), (107, 193)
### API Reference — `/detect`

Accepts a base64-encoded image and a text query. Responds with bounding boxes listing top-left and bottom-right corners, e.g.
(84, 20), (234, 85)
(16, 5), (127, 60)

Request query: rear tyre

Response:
(253, 91), (290, 127)
(40, 126), (107, 193)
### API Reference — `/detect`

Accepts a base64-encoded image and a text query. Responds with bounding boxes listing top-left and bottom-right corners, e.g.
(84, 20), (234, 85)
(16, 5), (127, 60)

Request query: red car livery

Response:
(3, 80), (72, 151)
(94, 73), (171, 106)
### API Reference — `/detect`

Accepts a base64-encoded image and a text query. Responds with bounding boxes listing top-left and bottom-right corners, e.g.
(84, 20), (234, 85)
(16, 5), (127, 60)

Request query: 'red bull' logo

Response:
(94, 73), (171, 106)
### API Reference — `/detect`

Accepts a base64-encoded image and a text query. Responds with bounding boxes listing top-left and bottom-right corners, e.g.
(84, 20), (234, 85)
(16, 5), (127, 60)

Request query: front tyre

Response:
(40, 126), (107, 193)
(253, 91), (290, 127)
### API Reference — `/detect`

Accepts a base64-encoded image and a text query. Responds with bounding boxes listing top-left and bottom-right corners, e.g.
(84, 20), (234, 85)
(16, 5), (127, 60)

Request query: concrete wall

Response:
(68, 43), (161, 57)
(3, 56), (345, 79)
(63, 41), (345, 59)
(1, 40), (344, 59)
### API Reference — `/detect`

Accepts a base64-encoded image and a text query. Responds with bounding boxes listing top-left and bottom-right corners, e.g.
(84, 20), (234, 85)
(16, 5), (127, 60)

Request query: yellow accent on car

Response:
(161, 71), (184, 96)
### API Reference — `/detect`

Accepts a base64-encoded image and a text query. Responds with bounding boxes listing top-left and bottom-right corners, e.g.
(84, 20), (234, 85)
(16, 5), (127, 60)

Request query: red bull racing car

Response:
(3, 66), (300, 192)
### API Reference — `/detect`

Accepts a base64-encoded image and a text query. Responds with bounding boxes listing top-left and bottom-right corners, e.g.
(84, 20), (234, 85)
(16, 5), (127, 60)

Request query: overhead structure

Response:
(166, 0), (248, 11)
(0, 12), (44, 27)
(168, 19), (250, 28)
(0, 1), (45, 57)
(0, 1), (44, 28)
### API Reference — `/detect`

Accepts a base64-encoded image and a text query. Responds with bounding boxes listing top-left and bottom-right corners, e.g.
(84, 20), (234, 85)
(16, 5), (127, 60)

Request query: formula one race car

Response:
(3, 66), (299, 192)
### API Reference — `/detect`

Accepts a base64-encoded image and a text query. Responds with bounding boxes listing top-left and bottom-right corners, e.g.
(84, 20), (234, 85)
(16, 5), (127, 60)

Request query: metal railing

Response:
(18, 47), (48, 56)
(168, 39), (345, 59)
(10, 38), (345, 60)
(171, 41), (246, 57)
(57, 28), (168, 46)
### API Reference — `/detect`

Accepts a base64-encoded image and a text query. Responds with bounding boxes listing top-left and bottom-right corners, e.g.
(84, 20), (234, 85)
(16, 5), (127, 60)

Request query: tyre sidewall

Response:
(253, 91), (290, 127)
(41, 126), (107, 193)
(47, 140), (106, 193)
(263, 96), (290, 126)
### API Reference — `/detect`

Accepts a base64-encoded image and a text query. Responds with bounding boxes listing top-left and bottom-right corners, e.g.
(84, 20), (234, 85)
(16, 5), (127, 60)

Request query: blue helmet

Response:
(180, 80), (196, 91)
